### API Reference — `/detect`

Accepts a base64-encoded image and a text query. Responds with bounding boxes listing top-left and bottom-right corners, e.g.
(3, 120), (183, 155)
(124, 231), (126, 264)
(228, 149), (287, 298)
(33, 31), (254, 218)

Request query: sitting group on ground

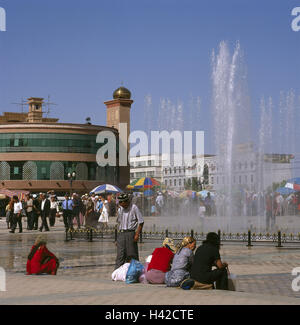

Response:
(25, 228), (229, 291)
(112, 232), (229, 290)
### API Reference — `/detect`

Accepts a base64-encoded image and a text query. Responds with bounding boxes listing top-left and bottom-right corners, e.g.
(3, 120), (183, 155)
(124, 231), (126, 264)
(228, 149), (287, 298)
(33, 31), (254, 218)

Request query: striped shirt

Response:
(116, 204), (144, 231)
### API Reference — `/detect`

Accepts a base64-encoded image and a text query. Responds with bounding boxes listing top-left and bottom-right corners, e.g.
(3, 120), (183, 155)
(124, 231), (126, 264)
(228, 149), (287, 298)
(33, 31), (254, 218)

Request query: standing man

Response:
(32, 194), (40, 230)
(40, 193), (50, 232)
(25, 194), (34, 230)
(62, 194), (73, 231)
(9, 196), (23, 233)
(115, 193), (144, 270)
(49, 195), (59, 227)
(155, 192), (164, 216)
(72, 193), (81, 229)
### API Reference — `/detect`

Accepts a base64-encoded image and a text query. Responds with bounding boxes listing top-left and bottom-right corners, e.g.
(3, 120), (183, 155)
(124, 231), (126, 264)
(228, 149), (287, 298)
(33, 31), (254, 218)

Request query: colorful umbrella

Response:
(144, 189), (154, 196)
(90, 184), (123, 194)
(179, 190), (196, 198)
(275, 187), (296, 195)
(285, 178), (300, 191)
(166, 190), (180, 198)
(0, 189), (29, 200)
(127, 177), (161, 190)
(197, 190), (215, 198)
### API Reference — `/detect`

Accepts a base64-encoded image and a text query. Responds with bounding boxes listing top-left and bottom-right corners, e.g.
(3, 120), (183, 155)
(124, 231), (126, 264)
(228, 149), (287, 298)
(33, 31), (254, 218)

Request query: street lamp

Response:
(67, 171), (76, 196)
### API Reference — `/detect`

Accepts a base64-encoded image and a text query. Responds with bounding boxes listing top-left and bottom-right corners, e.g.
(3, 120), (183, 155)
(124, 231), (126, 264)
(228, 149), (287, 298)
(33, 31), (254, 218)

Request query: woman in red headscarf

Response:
(26, 235), (59, 275)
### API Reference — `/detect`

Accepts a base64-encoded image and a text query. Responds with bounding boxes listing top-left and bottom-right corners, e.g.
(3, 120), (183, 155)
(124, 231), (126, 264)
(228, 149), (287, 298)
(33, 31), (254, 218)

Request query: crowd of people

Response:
(22, 190), (230, 292)
(133, 189), (300, 221)
(3, 191), (118, 234)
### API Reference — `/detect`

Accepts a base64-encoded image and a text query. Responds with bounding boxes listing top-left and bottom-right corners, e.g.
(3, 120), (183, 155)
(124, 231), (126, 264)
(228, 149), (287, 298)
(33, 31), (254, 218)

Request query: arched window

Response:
(76, 163), (88, 180)
(50, 162), (64, 180)
(23, 161), (37, 180)
(0, 161), (10, 180)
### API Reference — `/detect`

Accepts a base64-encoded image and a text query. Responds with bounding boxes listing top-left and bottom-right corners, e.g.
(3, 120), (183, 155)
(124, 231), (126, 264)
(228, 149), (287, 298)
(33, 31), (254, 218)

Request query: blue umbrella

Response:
(275, 187), (296, 195)
(90, 184), (123, 194)
(286, 178), (300, 184)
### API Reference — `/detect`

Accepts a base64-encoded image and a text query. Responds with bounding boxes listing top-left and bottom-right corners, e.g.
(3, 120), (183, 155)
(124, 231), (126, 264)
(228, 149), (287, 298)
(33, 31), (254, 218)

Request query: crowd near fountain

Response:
(140, 40), (300, 234)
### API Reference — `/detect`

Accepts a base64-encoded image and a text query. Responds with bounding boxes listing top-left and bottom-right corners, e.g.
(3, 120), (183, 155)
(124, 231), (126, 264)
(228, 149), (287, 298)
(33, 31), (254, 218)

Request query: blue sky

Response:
(0, 0), (300, 154)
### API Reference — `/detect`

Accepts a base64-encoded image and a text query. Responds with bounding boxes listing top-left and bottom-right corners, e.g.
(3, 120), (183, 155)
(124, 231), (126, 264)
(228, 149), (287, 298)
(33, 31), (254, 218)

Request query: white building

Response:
(210, 143), (293, 192)
(129, 154), (164, 184)
(130, 144), (293, 193)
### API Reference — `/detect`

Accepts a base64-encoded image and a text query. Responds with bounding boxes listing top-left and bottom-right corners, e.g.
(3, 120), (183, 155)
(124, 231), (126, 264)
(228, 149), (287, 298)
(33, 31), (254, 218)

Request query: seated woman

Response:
(190, 232), (228, 290)
(165, 236), (196, 287)
(26, 235), (59, 275)
(145, 238), (176, 284)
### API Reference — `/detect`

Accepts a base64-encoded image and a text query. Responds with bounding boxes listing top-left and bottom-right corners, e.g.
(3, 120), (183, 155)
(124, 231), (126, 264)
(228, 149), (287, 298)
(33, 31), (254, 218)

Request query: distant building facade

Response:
(130, 144), (293, 193)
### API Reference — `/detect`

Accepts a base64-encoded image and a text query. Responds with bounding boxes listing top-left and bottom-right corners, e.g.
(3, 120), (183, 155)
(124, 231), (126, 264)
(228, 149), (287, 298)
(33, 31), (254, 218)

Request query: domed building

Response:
(0, 88), (133, 194)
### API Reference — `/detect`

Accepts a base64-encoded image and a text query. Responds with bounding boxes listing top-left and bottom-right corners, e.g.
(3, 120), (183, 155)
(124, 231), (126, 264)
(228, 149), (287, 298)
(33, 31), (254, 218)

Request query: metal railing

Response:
(65, 227), (300, 248)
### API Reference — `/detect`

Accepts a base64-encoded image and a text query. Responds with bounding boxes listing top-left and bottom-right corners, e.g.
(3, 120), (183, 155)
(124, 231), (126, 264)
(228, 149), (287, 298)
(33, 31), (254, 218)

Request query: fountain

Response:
(139, 41), (300, 234)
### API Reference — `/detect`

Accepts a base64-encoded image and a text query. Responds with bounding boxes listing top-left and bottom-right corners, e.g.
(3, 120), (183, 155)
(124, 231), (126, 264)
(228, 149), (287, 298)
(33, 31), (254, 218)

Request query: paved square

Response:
(0, 217), (300, 305)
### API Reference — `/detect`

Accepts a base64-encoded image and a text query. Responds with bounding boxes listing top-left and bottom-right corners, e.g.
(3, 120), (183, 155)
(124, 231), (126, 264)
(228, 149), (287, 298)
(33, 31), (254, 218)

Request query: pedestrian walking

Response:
(6, 197), (13, 229)
(49, 195), (59, 227)
(25, 194), (34, 230)
(39, 193), (50, 232)
(72, 193), (81, 229)
(32, 194), (40, 230)
(9, 196), (23, 233)
(98, 195), (109, 230)
(114, 193), (144, 270)
(62, 194), (74, 231)
(85, 197), (97, 228)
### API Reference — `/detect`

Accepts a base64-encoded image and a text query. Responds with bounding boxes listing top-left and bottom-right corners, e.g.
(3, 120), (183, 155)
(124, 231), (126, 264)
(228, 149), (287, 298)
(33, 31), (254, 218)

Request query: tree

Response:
(203, 164), (209, 185)
(185, 178), (192, 190)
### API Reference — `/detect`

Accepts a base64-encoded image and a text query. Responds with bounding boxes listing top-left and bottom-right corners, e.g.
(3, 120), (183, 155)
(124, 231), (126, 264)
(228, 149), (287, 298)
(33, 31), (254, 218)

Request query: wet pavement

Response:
(0, 217), (300, 304)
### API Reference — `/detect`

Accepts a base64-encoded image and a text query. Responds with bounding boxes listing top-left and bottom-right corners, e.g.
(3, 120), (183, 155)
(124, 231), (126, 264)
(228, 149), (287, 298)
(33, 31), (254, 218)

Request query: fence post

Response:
(276, 231), (282, 248)
(217, 230), (223, 246)
(247, 230), (253, 247)
(191, 229), (194, 238)
(114, 227), (118, 243)
(166, 229), (169, 238)
(89, 229), (93, 242)
(139, 231), (143, 244)
(70, 229), (73, 240)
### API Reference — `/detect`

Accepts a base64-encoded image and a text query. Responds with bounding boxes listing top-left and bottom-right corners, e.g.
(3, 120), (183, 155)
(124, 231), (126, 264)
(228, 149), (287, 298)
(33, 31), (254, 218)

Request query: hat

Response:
(32, 194), (37, 198)
(162, 237), (177, 253)
(118, 193), (130, 202)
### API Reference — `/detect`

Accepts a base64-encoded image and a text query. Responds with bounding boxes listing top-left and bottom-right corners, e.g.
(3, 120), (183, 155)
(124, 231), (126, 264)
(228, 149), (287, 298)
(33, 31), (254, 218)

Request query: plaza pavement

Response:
(0, 216), (300, 305)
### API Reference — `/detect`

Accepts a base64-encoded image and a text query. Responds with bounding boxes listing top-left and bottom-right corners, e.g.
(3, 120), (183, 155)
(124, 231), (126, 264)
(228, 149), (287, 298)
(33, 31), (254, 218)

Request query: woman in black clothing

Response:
(190, 232), (228, 290)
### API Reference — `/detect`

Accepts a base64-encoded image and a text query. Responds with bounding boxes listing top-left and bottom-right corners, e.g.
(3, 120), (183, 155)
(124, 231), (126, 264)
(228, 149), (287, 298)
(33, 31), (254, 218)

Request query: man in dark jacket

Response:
(72, 193), (81, 229)
(39, 193), (50, 232)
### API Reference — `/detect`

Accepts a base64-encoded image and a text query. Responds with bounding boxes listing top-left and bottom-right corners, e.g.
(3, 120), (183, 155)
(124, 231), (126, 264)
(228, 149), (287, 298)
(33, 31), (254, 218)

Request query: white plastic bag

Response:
(228, 273), (237, 291)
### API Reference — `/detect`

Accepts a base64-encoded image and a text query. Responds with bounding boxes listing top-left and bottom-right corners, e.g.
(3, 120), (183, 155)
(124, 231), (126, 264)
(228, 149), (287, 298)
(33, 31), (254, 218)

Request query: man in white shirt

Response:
(25, 194), (33, 230)
(9, 196), (23, 233)
(115, 193), (144, 270)
(40, 193), (50, 232)
(49, 195), (59, 227)
(155, 192), (164, 216)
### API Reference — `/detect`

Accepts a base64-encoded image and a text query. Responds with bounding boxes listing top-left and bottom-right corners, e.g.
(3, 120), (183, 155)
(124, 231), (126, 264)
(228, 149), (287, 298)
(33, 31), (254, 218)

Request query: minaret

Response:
(104, 87), (133, 188)
(27, 97), (44, 123)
